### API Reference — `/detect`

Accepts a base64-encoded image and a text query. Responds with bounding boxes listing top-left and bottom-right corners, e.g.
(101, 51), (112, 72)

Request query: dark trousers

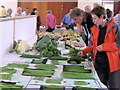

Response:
(46, 27), (54, 32)
(95, 62), (110, 87)
(108, 70), (120, 90)
(95, 62), (120, 89)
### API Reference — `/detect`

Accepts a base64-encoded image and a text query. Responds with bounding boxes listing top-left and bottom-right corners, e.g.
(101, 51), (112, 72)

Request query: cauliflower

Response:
(15, 40), (30, 54)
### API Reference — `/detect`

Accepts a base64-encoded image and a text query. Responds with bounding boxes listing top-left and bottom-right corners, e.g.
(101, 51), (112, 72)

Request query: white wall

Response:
(0, 16), (37, 66)
(0, 20), (14, 57)
(0, 0), (18, 16)
(15, 16), (37, 46)
(78, 0), (102, 10)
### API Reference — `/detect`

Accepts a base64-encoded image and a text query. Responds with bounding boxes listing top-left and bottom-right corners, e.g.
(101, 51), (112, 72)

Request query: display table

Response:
(0, 29), (107, 89)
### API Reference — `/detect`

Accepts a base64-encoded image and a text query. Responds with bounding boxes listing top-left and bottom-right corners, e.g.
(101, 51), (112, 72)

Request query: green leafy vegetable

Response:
(0, 74), (12, 80)
(51, 60), (59, 65)
(63, 65), (91, 73)
(23, 69), (54, 77)
(31, 59), (47, 64)
(35, 64), (57, 70)
(41, 85), (63, 90)
(74, 81), (87, 85)
(33, 77), (44, 81)
(20, 54), (41, 58)
(49, 56), (68, 60)
(62, 72), (94, 79)
(0, 67), (16, 74)
(46, 79), (61, 84)
(6, 63), (28, 69)
(0, 82), (22, 90)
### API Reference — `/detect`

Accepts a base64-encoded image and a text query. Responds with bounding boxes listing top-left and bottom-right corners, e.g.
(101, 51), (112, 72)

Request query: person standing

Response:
(61, 9), (75, 30)
(70, 7), (94, 46)
(0, 5), (6, 18)
(31, 8), (41, 37)
(84, 5), (91, 13)
(106, 9), (114, 22)
(45, 10), (56, 32)
(70, 6), (120, 89)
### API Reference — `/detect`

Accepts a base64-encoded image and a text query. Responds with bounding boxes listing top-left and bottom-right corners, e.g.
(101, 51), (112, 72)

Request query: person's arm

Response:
(78, 46), (93, 57)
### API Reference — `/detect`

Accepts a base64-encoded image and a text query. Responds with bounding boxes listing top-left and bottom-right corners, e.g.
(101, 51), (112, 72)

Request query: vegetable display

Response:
(33, 77), (44, 81)
(23, 69), (54, 77)
(46, 79), (61, 84)
(75, 86), (96, 90)
(74, 81), (87, 85)
(0, 67), (16, 80)
(63, 65), (91, 73)
(40, 85), (63, 90)
(0, 82), (22, 90)
(33, 35), (50, 51)
(49, 56), (68, 60)
(0, 67), (16, 74)
(20, 54), (41, 58)
(0, 74), (12, 80)
(6, 63), (28, 69)
(14, 40), (30, 54)
(31, 59), (47, 64)
(62, 72), (94, 79)
(35, 64), (57, 70)
(51, 60), (59, 65)
(38, 39), (60, 57)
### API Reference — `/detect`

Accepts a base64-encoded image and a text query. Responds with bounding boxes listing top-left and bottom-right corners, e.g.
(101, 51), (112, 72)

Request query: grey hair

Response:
(47, 10), (52, 14)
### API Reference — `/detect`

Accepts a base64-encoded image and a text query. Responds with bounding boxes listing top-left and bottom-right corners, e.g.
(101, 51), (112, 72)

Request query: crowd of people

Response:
(0, 4), (120, 89)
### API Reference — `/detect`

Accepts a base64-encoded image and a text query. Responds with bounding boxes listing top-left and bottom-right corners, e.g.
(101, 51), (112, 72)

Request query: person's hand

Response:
(77, 50), (84, 56)
(96, 45), (103, 52)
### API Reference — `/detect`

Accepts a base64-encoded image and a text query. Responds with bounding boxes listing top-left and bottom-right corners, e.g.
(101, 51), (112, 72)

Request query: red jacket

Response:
(83, 18), (120, 72)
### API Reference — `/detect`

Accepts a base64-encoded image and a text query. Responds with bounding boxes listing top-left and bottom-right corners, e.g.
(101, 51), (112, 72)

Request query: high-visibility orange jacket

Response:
(83, 18), (120, 72)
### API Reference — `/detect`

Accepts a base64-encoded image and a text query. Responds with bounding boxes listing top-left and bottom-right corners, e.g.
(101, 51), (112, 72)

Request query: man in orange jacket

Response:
(70, 6), (120, 89)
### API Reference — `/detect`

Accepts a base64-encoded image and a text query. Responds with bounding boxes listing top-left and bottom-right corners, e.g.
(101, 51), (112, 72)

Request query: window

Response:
(102, 0), (114, 11)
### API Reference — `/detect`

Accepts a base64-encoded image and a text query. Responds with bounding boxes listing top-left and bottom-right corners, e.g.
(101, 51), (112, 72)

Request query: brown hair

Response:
(70, 7), (85, 17)
(91, 6), (105, 18)
(106, 9), (112, 18)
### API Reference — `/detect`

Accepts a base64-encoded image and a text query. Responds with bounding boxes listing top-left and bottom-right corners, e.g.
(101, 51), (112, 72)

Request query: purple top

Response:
(45, 13), (56, 30)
